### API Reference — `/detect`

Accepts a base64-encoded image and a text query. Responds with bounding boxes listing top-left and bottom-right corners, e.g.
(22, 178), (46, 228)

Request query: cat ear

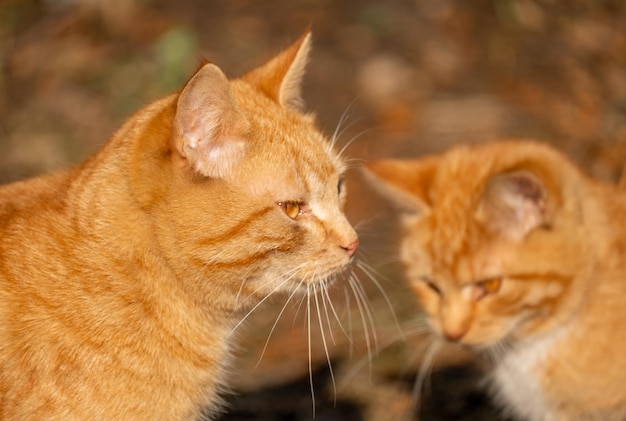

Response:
(242, 32), (312, 110)
(363, 158), (438, 215)
(174, 63), (250, 179)
(477, 170), (551, 241)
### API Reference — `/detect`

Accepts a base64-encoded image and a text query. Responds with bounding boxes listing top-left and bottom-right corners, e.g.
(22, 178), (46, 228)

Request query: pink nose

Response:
(341, 239), (359, 257)
(443, 329), (466, 342)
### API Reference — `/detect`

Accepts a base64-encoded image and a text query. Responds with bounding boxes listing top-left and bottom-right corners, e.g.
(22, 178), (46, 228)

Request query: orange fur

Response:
(0, 32), (358, 420)
(366, 140), (626, 421)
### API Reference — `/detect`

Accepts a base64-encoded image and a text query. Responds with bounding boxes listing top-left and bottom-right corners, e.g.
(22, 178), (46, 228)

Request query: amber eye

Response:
(478, 277), (502, 294)
(278, 201), (302, 219)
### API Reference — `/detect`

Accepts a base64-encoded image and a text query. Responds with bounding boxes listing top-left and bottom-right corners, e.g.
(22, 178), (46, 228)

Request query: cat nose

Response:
(443, 329), (466, 342)
(341, 239), (359, 257)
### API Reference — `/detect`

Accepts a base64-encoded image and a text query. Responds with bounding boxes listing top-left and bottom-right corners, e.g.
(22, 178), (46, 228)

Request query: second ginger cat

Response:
(367, 140), (626, 421)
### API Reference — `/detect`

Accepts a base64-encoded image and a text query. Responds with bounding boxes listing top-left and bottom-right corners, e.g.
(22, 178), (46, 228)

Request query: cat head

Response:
(365, 141), (595, 349)
(142, 33), (358, 306)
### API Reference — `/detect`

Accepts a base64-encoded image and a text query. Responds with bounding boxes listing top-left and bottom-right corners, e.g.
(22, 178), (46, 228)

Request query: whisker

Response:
(330, 116), (358, 154)
(306, 283), (316, 418)
(234, 270), (250, 307)
(228, 275), (294, 337)
(338, 325), (415, 389)
(323, 284), (351, 343)
(319, 281), (337, 345)
(351, 212), (390, 233)
(291, 288), (309, 329)
(402, 325), (433, 339)
(344, 288), (354, 359)
(337, 127), (377, 159)
(347, 276), (374, 367)
(350, 274), (379, 352)
(254, 279), (305, 368)
(328, 94), (362, 152)
(313, 283), (337, 405)
(411, 340), (442, 414)
(355, 261), (404, 339)
(244, 265), (302, 300)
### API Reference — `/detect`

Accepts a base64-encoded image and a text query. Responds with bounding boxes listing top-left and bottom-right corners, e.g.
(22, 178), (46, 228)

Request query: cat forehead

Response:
(258, 148), (342, 200)
(404, 203), (507, 283)
(223, 79), (344, 197)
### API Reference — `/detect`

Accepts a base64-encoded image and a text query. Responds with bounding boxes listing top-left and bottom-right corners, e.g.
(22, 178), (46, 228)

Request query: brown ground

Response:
(1, 1), (625, 420)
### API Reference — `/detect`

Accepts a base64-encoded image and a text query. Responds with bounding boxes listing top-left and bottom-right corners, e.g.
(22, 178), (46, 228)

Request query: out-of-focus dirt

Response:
(1, 1), (625, 420)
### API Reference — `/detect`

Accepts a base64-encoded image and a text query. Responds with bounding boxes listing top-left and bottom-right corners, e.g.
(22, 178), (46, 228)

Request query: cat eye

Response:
(478, 277), (502, 294)
(472, 276), (503, 301)
(419, 277), (442, 295)
(277, 201), (303, 219)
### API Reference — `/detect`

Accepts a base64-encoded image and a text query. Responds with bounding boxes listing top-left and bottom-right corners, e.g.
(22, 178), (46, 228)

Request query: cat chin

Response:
(257, 268), (349, 296)
(431, 328), (514, 352)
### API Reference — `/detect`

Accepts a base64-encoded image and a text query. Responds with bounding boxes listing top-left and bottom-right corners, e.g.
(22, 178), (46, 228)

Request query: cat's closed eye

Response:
(278, 201), (304, 219)
(418, 276), (442, 295)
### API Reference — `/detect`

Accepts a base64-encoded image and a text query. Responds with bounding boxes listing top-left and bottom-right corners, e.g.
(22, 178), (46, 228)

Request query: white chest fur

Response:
(488, 333), (559, 421)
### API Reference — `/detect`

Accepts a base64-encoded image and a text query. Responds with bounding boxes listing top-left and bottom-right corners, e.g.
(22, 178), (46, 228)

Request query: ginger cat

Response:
(0, 33), (358, 420)
(366, 140), (626, 421)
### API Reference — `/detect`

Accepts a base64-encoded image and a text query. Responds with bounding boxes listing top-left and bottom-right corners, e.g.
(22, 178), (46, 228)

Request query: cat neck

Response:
(40, 95), (249, 321)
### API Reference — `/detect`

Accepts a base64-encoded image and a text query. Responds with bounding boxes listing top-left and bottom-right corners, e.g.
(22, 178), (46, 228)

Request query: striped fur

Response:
(367, 140), (626, 420)
(0, 33), (357, 420)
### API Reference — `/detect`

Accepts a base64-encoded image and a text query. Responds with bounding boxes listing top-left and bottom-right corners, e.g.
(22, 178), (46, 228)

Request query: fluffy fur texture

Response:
(366, 140), (626, 421)
(0, 33), (358, 420)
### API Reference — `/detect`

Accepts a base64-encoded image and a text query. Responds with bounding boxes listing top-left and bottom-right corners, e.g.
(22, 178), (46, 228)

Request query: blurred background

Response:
(1, 0), (625, 420)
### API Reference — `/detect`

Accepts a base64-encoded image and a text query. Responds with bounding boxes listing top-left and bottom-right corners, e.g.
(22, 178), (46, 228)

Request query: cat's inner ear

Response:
(241, 32), (311, 110)
(364, 158), (437, 216)
(477, 170), (551, 241)
(174, 63), (250, 179)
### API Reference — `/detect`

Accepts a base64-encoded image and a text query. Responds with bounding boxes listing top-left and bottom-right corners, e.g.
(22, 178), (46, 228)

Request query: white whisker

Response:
(323, 284), (351, 344)
(356, 261), (404, 339)
(254, 279), (305, 368)
(337, 127), (376, 159)
(313, 283), (337, 405)
(306, 283), (316, 418)
(349, 274), (379, 351)
(319, 282), (337, 345)
(347, 276), (374, 367)
(411, 340), (442, 413)
(228, 275), (294, 337)
(344, 288), (354, 359)
(244, 265), (301, 300)
(337, 324), (404, 387)
(351, 212), (390, 233)
(328, 95), (361, 152)
(291, 287), (309, 329)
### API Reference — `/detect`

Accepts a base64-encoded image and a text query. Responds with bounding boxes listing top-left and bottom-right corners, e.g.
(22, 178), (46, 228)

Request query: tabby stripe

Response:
(508, 272), (571, 283)
(191, 243), (295, 270)
(284, 141), (334, 195)
(196, 206), (275, 247)
(497, 271), (572, 311)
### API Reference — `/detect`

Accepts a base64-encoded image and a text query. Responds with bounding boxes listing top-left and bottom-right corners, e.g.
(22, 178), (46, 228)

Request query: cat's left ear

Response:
(242, 32), (312, 110)
(476, 170), (552, 241)
(174, 63), (250, 179)
(363, 158), (438, 216)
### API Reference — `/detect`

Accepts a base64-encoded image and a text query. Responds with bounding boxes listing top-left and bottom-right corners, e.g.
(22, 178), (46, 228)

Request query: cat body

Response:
(366, 141), (626, 421)
(0, 33), (358, 420)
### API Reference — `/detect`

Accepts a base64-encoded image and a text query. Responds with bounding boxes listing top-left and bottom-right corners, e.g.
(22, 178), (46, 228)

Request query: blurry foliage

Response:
(155, 27), (198, 92)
